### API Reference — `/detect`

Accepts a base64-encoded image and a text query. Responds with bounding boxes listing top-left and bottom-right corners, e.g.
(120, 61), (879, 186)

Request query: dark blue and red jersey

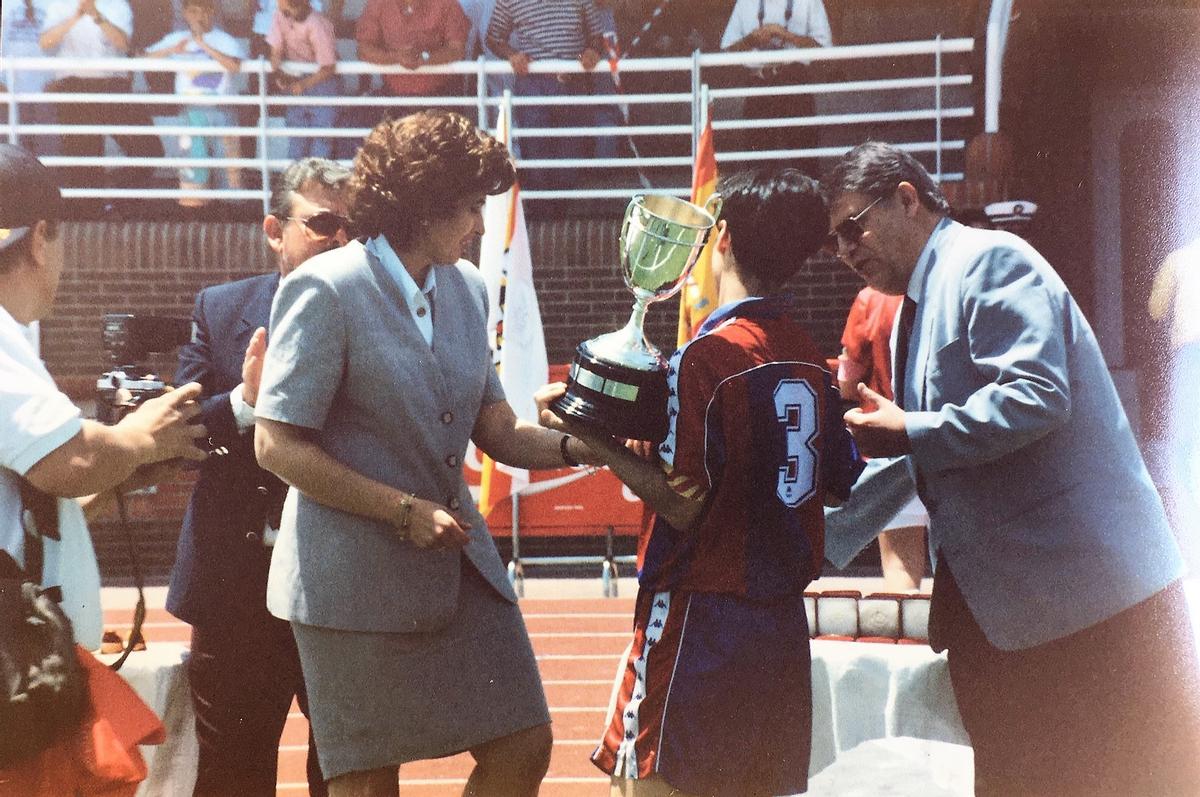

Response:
(639, 295), (862, 598)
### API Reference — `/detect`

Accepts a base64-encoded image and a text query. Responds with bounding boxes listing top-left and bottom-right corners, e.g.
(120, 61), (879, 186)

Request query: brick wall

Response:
(45, 218), (864, 395)
(42, 218), (864, 578)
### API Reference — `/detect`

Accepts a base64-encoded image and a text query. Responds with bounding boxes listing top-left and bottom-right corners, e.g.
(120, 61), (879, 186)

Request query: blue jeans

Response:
(179, 106), (235, 186)
(284, 77), (338, 160)
(513, 73), (590, 189)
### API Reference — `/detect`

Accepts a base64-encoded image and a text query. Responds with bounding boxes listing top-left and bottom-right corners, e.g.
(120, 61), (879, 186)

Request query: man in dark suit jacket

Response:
(167, 157), (351, 797)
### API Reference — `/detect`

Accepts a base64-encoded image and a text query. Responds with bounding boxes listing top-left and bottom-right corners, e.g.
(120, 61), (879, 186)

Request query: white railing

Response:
(1, 37), (974, 209)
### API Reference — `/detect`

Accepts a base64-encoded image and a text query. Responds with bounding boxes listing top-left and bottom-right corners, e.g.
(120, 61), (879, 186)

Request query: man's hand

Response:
(77, 0), (97, 17)
(749, 24), (777, 47)
(579, 47), (600, 71)
(404, 497), (471, 549)
(508, 51), (532, 75)
(241, 327), (267, 408)
(396, 47), (420, 70)
(842, 383), (911, 458)
(116, 382), (209, 463)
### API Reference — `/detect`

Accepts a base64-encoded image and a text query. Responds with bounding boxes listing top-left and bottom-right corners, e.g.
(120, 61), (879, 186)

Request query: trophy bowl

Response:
(552, 193), (722, 442)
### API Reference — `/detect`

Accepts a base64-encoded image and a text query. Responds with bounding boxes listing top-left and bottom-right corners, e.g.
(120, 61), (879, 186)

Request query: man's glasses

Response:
(825, 194), (885, 252)
(289, 211), (349, 239)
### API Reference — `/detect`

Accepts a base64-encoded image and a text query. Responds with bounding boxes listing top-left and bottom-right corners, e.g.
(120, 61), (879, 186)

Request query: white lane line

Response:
(528, 632), (630, 638)
(520, 613), (631, 619)
(542, 679), (613, 686)
(278, 777), (608, 789)
(279, 739), (600, 752)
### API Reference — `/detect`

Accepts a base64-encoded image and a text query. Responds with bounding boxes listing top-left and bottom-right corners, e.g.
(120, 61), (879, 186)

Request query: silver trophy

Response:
(552, 193), (722, 442)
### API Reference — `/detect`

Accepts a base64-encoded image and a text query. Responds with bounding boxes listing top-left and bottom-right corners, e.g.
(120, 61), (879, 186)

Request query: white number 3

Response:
(773, 379), (818, 507)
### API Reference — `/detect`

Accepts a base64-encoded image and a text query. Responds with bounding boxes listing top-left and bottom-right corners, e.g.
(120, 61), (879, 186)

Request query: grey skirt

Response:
(292, 562), (550, 780)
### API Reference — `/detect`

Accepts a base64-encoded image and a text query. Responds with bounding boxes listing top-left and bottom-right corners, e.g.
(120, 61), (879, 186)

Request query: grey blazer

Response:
(257, 239), (517, 634)
(827, 220), (1183, 650)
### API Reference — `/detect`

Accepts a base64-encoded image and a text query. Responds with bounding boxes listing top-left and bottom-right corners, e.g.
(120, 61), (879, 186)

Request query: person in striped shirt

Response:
(486, 0), (607, 188)
(537, 168), (863, 796)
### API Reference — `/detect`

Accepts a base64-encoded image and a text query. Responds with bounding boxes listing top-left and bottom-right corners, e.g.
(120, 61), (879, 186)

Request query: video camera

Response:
(95, 313), (193, 424)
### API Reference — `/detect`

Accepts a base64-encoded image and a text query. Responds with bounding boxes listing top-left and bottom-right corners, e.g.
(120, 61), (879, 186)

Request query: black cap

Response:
(0, 144), (63, 252)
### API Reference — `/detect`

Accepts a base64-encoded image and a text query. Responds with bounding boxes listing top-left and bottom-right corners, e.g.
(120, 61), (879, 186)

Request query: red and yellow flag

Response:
(677, 113), (719, 346)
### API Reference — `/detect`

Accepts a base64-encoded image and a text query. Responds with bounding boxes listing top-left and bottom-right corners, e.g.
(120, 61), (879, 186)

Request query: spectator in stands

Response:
(2, 0), (61, 158)
(251, 0), (342, 59)
(0, 143), (208, 793)
(38, 0), (166, 199)
(836, 285), (928, 591)
(355, 0), (470, 107)
(824, 141), (1200, 795)
(237, 0), (340, 187)
(167, 157), (351, 797)
(144, 0), (244, 208)
(458, 0), (515, 128)
(268, 0), (340, 159)
(253, 109), (602, 797)
(485, 0), (607, 188)
(537, 168), (862, 797)
(720, 0), (831, 170)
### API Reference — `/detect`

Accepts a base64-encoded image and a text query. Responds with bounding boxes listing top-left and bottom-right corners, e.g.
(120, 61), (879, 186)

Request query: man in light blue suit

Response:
(822, 141), (1200, 796)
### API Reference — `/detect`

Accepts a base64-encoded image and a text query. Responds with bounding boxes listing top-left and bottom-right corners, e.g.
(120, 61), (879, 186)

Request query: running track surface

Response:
(103, 597), (637, 796)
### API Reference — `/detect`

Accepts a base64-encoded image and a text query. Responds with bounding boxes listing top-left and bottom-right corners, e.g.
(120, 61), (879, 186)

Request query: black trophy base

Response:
(551, 341), (670, 443)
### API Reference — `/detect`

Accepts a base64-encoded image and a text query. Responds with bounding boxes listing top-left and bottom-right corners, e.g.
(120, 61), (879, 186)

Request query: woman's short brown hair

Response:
(350, 110), (515, 248)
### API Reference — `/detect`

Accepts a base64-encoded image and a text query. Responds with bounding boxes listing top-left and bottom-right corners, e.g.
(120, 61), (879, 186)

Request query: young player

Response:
(537, 168), (863, 797)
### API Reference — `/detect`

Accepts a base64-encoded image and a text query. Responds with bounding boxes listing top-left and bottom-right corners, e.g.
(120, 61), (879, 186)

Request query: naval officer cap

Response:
(985, 200), (1038, 225)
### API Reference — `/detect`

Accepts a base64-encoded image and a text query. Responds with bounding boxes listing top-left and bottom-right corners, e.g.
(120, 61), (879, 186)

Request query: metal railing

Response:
(2, 36), (975, 209)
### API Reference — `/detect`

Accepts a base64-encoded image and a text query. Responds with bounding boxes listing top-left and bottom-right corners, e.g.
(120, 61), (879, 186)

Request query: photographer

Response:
(0, 145), (209, 789)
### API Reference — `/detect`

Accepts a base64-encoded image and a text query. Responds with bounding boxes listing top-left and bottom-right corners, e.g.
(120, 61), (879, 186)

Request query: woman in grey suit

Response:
(254, 110), (600, 797)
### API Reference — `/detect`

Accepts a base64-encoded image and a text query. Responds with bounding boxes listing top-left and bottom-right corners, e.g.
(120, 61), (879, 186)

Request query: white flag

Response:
(477, 118), (548, 510)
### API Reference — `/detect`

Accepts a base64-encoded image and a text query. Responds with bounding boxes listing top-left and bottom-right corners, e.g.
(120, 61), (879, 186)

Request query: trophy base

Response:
(551, 341), (670, 443)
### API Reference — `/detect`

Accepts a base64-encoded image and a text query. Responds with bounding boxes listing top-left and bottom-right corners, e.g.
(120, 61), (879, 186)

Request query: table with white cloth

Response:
(98, 642), (197, 797)
(808, 640), (967, 777)
(804, 579), (1200, 787)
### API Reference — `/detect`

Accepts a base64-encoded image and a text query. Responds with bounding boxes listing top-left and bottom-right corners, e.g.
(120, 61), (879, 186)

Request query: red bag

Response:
(0, 646), (165, 797)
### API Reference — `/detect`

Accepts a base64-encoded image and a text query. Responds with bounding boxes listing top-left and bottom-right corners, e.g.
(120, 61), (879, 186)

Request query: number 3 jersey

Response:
(641, 295), (863, 598)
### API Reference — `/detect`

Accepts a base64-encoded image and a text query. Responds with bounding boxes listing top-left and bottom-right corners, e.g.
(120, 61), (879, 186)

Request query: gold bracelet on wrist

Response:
(397, 492), (416, 538)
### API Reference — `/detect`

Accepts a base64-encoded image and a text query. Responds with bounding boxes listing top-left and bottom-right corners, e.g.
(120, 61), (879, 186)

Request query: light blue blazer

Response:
(827, 220), (1183, 650)
(257, 240), (517, 634)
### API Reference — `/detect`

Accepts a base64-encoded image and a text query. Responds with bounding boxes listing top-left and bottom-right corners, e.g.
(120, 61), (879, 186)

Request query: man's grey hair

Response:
(267, 157), (352, 220)
(824, 141), (950, 215)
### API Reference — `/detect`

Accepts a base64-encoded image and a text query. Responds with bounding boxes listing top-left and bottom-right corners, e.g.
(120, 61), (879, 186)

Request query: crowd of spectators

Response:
(1, 0), (838, 210)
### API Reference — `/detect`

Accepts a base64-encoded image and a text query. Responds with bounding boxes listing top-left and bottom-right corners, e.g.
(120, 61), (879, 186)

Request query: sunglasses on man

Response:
(824, 194), (885, 254)
(289, 211), (349, 239)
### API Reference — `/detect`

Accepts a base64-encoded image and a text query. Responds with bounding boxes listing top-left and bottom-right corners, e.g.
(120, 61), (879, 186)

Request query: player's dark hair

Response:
(824, 141), (950, 214)
(717, 168), (828, 290)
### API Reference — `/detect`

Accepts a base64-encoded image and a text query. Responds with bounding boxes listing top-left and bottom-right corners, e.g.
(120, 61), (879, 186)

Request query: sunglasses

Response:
(825, 194), (885, 253)
(289, 211), (349, 239)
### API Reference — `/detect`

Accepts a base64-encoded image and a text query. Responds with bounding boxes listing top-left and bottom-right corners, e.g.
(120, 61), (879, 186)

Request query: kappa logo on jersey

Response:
(773, 379), (818, 507)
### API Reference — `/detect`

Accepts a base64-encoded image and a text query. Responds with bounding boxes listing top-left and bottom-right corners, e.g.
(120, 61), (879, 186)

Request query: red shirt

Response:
(840, 286), (902, 401)
(355, 0), (470, 96)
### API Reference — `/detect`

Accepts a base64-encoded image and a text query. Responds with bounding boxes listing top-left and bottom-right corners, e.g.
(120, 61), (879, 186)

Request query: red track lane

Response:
(103, 597), (638, 795)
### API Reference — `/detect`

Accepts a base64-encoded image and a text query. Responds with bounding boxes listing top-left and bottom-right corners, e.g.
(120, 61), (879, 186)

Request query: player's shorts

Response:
(883, 493), (929, 531)
(592, 586), (812, 797)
